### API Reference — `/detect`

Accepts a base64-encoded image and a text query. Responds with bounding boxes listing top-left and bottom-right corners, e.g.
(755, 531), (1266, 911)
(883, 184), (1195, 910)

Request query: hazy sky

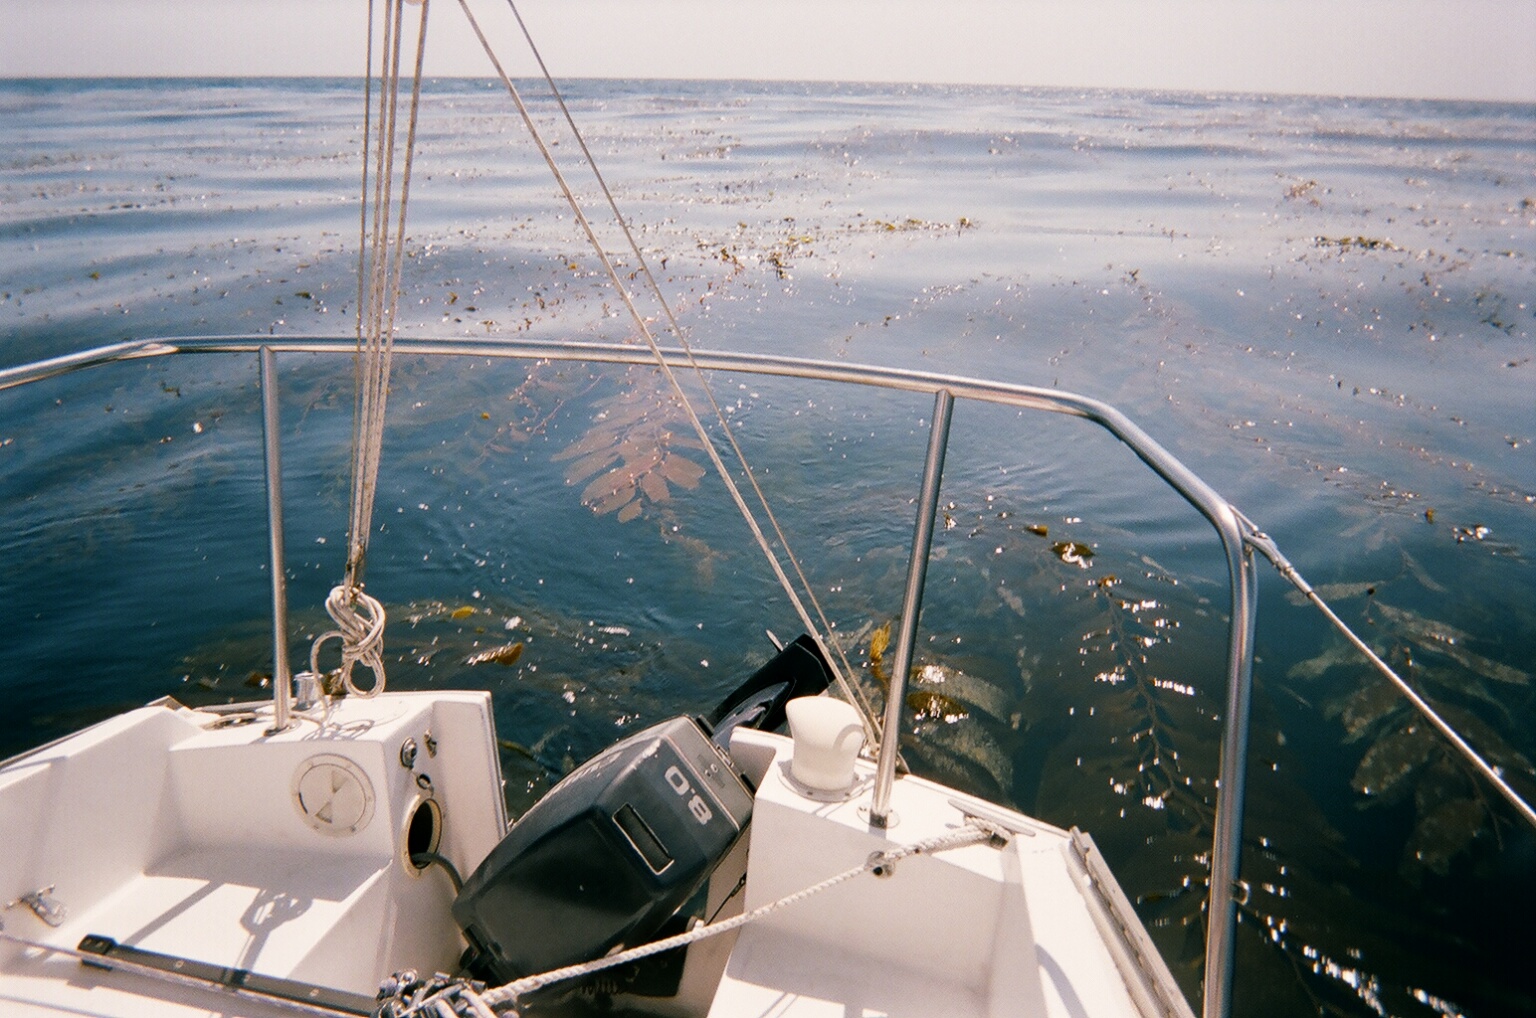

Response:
(3, 0), (1533, 102)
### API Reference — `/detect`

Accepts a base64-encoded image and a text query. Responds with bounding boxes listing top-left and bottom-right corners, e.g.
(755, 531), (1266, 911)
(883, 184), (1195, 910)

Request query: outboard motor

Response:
(451, 635), (831, 995)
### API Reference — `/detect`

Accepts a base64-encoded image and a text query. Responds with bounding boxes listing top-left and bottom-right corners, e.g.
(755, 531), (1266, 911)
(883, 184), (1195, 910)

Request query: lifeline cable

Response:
(477, 819), (1009, 1013)
(1242, 518), (1536, 830)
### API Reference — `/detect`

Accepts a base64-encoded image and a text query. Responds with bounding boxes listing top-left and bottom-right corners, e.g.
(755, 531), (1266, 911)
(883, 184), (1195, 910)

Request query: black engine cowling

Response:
(451, 635), (831, 990)
(452, 715), (752, 985)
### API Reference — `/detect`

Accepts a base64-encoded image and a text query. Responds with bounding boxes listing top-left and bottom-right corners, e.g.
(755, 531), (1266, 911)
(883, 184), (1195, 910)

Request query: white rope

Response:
(354, 0), (430, 585)
(316, 0), (431, 697)
(310, 587), (388, 698)
(478, 819), (1008, 1012)
(376, 971), (500, 1018)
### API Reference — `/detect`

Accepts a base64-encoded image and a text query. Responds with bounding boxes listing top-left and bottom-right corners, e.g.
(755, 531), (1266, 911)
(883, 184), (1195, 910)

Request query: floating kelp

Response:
(1284, 579), (1382, 605)
(907, 689), (968, 723)
(868, 620), (891, 665)
(551, 368), (709, 524)
(1352, 723), (1438, 801)
(1052, 540), (1094, 567)
(466, 641), (524, 667)
(1289, 589), (1535, 882)
(850, 618), (1018, 799)
(1371, 602), (1531, 687)
(1404, 793), (1487, 877)
(1323, 677), (1405, 739)
(1314, 235), (1403, 252)
(5, 78), (1529, 1018)
(904, 719), (1015, 803)
(910, 662), (1016, 726)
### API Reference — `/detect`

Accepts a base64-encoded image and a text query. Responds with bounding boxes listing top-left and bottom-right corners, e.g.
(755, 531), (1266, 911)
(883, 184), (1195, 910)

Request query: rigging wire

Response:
(454, 0), (882, 742)
(494, 0), (879, 736)
(313, 0), (432, 699)
(355, 0), (375, 347)
(354, 0), (430, 589)
(457, 2), (1536, 845)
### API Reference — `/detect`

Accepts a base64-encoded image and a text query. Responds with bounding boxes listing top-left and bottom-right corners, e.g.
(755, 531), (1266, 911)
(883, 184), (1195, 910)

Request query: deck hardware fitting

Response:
(5, 886), (67, 927)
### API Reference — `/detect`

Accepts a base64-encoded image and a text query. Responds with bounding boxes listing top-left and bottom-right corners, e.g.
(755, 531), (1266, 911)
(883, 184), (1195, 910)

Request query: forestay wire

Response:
(452, 0), (883, 743)
(311, 0), (432, 699)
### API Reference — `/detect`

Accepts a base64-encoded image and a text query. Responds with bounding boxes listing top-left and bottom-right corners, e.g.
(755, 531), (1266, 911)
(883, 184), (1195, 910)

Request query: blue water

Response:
(2, 78), (1533, 1017)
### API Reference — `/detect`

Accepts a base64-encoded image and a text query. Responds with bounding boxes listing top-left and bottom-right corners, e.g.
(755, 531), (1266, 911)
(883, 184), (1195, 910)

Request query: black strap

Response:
(77, 934), (377, 1016)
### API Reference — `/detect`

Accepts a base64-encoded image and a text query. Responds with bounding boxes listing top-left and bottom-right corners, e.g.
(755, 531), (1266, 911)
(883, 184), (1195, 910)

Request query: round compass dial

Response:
(291, 754), (376, 837)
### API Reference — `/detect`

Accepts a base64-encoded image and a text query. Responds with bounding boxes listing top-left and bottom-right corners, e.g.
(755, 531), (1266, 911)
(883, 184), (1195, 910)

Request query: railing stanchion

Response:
(869, 389), (954, 829)
(260, 346), (294, 734)
(1202, 520), (1259, 1018)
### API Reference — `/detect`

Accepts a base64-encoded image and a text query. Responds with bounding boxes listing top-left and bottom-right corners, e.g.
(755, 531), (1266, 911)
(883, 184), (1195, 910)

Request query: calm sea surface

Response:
(1, 78), (1533, 1017)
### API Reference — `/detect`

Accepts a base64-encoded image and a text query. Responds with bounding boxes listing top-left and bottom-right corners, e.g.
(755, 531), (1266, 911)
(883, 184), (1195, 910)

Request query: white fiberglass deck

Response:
(716, 727), (1187, 1018)
(1, 693), (1188, 1018)
(0, 693), (506, 1017)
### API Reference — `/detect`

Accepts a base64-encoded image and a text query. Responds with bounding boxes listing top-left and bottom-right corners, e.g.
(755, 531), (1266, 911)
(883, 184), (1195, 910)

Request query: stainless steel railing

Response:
(258, 346), (296, 735)
(10, 332), (1529, 1018)
(0, 332), (1260, 1017)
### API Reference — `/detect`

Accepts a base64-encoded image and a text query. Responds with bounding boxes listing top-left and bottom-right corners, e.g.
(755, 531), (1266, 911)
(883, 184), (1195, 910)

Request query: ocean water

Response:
(1, 78), (1533, 1017)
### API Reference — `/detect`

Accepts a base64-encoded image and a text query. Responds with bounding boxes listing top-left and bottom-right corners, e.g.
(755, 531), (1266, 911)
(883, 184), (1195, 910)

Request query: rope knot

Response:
(374, 970), (500, 1018)
(310, 584), (388, 698)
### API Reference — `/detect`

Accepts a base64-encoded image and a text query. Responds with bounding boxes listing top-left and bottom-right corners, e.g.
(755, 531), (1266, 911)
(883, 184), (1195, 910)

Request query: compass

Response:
(291, 754), (376, 837)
